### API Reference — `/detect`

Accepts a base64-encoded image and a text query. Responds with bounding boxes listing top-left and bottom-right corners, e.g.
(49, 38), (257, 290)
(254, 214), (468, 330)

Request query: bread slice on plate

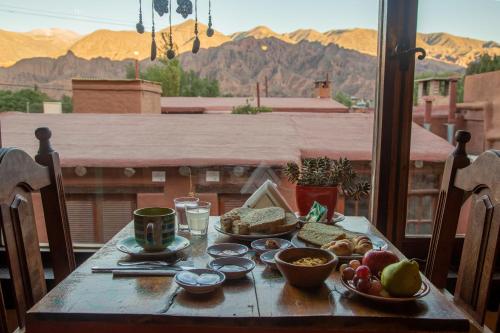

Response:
(298, 223), (353, 247)
(241, 207), (285, 233)
(269, 213), (298, 233)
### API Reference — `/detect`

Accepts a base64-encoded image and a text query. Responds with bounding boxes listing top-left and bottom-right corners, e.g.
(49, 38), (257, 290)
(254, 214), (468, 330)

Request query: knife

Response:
(112, 269), (180, 277)
(92, 265), (190, 273)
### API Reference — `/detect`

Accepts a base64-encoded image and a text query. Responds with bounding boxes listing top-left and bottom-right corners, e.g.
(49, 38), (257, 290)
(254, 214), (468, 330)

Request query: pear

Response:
(380, 259), (422, 297)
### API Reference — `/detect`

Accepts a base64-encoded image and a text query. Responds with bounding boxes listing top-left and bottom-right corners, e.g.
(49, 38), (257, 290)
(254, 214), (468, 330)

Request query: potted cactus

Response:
(283, 157), (370, 220)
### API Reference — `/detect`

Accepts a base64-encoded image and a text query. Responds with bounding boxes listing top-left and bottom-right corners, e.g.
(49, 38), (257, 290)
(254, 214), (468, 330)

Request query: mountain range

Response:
(0, 21), (498, 99)
(1, 20), (499, 67)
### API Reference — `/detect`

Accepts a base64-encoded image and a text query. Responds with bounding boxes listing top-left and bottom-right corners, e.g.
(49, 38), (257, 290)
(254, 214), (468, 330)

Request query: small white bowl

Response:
(251, 238), (292, 254)
(208, 257), (255, 280)
(260, 249), (280, 270)
(207, 243), (249, 258)
(175, 269), (225, 294)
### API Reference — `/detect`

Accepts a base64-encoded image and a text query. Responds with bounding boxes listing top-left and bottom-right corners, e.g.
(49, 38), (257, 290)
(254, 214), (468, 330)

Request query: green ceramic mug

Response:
(133, 207), (176, 252)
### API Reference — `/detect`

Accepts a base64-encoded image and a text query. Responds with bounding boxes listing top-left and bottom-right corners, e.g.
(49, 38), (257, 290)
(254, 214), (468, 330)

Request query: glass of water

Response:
(186, 201), (211, 237)
(174, 197), (199, 231)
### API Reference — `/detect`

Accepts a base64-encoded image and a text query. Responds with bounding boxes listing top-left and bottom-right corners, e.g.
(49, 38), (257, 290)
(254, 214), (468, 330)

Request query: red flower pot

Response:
(296, 185), (338, 221)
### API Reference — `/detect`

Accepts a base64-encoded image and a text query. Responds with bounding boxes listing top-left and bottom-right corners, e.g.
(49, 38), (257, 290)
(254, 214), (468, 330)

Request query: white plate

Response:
(341, 278), (430, 303)
(175, 269), (225, 294)
(214, 221), (296, 241)
(117, 236), (190, 258)
(290, 232), (387, 261)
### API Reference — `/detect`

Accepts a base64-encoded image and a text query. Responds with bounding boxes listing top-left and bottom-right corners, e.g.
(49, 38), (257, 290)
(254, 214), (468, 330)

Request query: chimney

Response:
(448, 79), (458, 123)
(423, 97), (433, 131)
(314, 73), (332, 99)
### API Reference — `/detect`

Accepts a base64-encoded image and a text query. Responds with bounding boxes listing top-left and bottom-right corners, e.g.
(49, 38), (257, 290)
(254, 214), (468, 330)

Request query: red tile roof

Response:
(0, 112), (453, 168)
(161, 97), (348, 114)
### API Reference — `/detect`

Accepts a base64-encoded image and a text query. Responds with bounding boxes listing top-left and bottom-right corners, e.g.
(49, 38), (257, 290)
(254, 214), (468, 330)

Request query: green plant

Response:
(333, 91), (352, 108)
(232, 99), (272, 114)
(283, 157), (370, 200)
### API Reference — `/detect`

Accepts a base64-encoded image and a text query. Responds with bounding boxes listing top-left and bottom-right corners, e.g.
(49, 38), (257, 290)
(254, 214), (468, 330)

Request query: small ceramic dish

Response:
(260, 249), (280, 270)
(207, 243), (249, 258)
(174, 268), (226, 294)
(207, 257), (255, 280)
(251, 238), (293, 254)
(275, 247), (338, 288)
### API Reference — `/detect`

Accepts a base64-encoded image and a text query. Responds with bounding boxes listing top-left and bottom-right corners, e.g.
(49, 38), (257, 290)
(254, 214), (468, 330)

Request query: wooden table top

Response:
(26, 217), (469, 333)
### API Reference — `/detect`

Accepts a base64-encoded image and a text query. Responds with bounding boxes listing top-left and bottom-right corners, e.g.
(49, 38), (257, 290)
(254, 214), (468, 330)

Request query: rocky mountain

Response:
(69, 20), (231, 62)
(0, 37), (462, 100)
(0, 28), (80, 67)
(1, 23), (499, 68)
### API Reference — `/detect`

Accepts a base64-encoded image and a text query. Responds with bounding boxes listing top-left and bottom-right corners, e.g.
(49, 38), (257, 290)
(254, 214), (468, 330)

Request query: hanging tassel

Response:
(136, 0), (145, 33)
(206, 0), (214, 37)
(192, 0), (200, 54)
(151, 0), (157, 60)
(166, 0), (176, 59)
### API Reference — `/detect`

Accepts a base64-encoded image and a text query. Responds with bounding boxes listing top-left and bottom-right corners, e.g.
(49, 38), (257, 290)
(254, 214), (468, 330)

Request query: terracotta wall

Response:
(463, 70), (500, 151)
(72, 79), (161, 114)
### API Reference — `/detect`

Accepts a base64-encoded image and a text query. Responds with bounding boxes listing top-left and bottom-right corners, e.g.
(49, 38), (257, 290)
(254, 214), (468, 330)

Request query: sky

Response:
(0, 0), (499, 42)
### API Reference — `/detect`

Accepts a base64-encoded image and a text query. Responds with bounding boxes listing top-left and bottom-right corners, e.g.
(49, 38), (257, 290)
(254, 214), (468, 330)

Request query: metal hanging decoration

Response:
(165, 0), (176, 59)
(192, 0), (200, 54)
(153, 0), (169, 16)
(206, 0), (214, 37)
(150, 0), (157, 61)
(137, 0), (209, 60)
(176, 0), (193, 19)
(136, 0), (145, 33)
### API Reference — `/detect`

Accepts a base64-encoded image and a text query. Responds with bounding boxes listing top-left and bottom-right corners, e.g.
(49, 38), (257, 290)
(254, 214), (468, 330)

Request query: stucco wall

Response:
(463, 70), (500, 150)
(72, 80), (161, 114)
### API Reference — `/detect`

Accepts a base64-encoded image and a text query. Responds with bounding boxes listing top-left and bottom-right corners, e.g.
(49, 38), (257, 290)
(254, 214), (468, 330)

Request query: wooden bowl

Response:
(275, 248), (338, 288)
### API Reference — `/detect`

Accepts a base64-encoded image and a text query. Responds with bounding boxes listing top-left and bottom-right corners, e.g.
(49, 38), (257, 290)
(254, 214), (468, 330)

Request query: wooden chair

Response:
(0, 128), (75, 333)
(425, 130), (500, 332)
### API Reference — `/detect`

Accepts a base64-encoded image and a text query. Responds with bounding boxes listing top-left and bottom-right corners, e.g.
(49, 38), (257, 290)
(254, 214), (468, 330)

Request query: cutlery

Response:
(92, 265), (191, 273)
(112, 269), (180, 277)
(117, 260), (177, 267)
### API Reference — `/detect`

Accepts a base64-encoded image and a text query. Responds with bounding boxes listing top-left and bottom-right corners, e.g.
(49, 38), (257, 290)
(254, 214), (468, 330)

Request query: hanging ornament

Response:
(153, 0), (169, 16)
(136, 0), (145, 33)
(165, 0), (176, 59)
(206, 0), (214, 37)
(192, 0), (200, 54)
(150, 0), (157, 61)
(176, 0), (193, 19)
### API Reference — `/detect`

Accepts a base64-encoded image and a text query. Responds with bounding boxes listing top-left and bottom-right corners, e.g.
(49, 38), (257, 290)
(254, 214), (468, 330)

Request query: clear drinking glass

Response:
(174, 197), (199, 231)
(186, 201), (211, 237)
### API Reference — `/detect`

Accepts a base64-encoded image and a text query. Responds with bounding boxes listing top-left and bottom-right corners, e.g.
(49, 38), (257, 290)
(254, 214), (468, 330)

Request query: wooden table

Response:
(27, 217), (469, 333)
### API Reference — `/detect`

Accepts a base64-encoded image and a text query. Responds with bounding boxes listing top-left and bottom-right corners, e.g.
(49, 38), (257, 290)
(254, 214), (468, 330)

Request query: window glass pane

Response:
(0, 0), (381, 245)
(408, 0), (499, 236)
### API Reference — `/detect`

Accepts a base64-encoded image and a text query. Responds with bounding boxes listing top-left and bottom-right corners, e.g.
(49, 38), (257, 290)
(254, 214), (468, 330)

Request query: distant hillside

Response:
(0, 28), (80, 67)
(0, 37), (462, 100)
(1, 23), (499, 68)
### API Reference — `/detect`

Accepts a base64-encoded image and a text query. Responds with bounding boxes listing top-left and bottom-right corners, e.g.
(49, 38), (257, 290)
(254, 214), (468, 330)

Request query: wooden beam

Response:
(371, 0), (420, 248)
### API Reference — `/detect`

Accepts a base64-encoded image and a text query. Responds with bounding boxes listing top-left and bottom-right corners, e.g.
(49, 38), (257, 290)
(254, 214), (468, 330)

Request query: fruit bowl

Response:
(341, 277), (430, 303)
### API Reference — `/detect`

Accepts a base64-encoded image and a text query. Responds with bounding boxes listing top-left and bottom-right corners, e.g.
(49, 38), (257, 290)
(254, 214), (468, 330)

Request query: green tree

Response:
(127, 59), (220, 97)
(0, 89), (51, 113)
(466, 54), (500, 75)
(180, 70), (220, 97)
(61, 95), (73, 113)
(127, 59), (181, 96)
(333, 91), (352, 108)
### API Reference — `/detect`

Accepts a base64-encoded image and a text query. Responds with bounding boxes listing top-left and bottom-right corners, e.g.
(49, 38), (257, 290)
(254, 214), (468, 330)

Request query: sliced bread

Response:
(297, 223), (353, 247)
(241, 207), (285, 233)
(268, 213), (299, 233)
